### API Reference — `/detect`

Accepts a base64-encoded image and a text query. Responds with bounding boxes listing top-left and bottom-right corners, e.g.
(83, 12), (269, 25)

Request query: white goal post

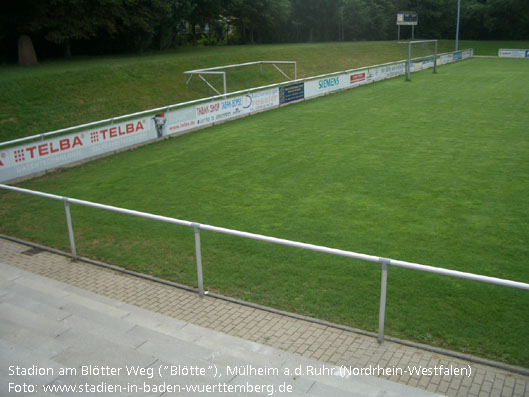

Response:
(398, 39), (438, 81)
(184, 61), (297, 95)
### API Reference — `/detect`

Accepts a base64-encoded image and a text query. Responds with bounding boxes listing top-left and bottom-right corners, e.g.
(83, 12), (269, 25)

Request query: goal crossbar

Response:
(184, 61), (297, 95)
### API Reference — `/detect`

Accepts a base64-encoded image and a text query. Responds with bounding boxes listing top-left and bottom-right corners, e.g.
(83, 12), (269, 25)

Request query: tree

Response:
(290, 0), (342, 42)
(1, 0), (44, 62)
(2, 0), (528, 60)
(341, 0), (369, 41)
(229, 0), (291, 43)
(157, 0), (190, 49)
(484, 0), (529, 39)
(24, 0), (171, 56)
(116, 0), (172, 53)
(29, 0), (114, 56)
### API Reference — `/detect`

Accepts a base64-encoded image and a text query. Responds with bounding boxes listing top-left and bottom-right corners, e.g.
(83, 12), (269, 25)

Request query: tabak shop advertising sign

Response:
(0, 118), (155, 182)
(164, 88), (279, 136)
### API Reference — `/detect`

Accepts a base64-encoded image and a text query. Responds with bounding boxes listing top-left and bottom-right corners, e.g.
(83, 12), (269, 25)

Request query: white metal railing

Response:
(1, 183), (528, 344)
(0, 50), (469, 149)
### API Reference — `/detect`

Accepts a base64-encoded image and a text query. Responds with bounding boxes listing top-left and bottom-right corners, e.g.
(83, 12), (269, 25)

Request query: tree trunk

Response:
(240, 24), (246, 43)
(64, 39), (72, 57)
(191, 24), (197, 45)
(18, 35), (38, 66)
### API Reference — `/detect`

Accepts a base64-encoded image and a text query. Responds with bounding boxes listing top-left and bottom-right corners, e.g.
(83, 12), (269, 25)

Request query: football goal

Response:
(184, 61), (297, 95)
(398, 39), (438, 81)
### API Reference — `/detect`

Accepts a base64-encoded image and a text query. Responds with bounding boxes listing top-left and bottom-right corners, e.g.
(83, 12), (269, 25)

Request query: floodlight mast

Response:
(456, 0), (461, 51)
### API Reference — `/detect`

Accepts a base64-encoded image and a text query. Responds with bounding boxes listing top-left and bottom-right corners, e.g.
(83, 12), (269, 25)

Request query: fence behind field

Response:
(0, 49), (473, 183)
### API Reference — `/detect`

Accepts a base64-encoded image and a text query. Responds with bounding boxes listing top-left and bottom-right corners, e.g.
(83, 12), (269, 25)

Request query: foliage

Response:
(0, 0), (528, 60)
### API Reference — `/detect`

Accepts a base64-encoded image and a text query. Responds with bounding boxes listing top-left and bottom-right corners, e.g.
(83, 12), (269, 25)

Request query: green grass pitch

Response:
(1, 57), (528, 366)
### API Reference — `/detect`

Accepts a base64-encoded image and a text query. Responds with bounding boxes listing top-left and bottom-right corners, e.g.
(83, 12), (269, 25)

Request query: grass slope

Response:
(1, 40), (528, 142)
(1, 57), (528, 366)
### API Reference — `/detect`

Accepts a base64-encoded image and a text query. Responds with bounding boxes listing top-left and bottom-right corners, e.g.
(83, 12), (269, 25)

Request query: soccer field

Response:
(1, 57), (528, 366)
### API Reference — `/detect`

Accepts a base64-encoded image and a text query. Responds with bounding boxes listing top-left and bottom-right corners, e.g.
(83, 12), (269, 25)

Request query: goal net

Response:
(398, 39), (438, 81)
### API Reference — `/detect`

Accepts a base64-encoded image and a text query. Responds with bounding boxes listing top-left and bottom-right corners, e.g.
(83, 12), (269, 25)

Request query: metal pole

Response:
(340, 6), (344, 41)
(407, 42), (412, 81)
(434, 40), (438, 74)
(222, 72), (227, 96)
(412, 25), (415, 40)
(197, 74), (222, 96)
(63, 198), (77, 259)
(456, 0), (461, 51)
(193, 223), (205, 296)
(398, 25), (400, 41)
(271, 63), (293, 81)
(378, 258), (390, 343)
(185, 74), (193, 87)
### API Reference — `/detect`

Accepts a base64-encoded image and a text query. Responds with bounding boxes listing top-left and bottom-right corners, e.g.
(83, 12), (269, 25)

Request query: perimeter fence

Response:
(0, 49), (473, 183)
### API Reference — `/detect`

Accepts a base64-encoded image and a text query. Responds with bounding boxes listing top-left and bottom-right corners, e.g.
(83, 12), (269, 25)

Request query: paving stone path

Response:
(1, 237), (527, 396)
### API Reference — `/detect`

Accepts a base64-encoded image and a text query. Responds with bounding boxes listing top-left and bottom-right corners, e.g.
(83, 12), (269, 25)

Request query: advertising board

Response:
(165, 106), (197, 135)
(411, 61), (423, 72)
(397, 12), (418, 26)
(369, 62), (406, 82)
(0, 118), (155, 182)
(279, 83), (305, 104)
(421, 58), (435, 70)
(304, 74), (348, 99)
(194, 96), (249, 126)
(498, 49), (529, 58)
(250, 88), (280, 112)
(349, 72), (368, 85)
(439, 53), (453, 65)
(165, 88), (279, 137)
(462, 49), (473, 59)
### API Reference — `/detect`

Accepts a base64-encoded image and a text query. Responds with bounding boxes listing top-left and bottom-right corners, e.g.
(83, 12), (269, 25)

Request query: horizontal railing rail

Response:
(0, 50), (468, 149)
(1, 182), (527, 345)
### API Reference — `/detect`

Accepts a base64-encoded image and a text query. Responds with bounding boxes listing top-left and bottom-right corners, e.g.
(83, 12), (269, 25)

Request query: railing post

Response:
(63, 198), (77, 259)
(192, 223), (205, 297)
(378, 258), (390, 343)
